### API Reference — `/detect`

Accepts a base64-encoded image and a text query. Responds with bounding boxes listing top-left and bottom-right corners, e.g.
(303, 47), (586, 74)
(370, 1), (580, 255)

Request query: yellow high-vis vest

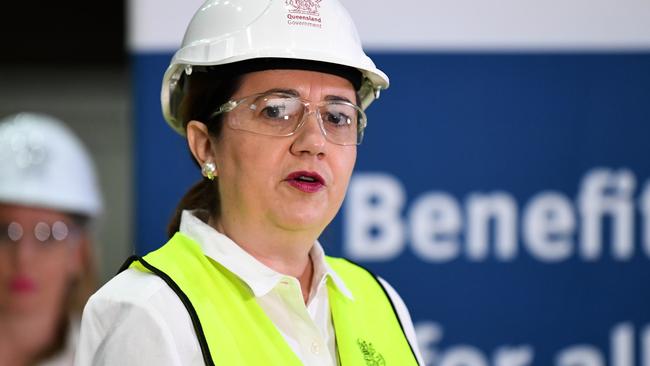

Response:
(123, 232), (419, 365)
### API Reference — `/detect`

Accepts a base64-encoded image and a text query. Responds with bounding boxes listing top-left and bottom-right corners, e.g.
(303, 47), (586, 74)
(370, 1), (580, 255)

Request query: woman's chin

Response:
(6, 295), (41, 315)
(272, 209), (332, 235)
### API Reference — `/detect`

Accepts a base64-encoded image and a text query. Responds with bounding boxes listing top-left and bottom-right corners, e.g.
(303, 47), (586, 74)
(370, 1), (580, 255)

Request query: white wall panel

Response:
(128, 0), (204, 51)
(130, 0), (650, 51)
(342, 0), (650, 50)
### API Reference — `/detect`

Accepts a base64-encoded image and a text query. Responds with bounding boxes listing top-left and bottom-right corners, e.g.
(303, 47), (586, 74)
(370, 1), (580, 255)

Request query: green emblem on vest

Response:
(357, 338), (386, 366)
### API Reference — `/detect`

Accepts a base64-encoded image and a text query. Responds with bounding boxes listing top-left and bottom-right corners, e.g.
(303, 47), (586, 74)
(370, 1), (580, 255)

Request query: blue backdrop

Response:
(134, 52), (650, 365)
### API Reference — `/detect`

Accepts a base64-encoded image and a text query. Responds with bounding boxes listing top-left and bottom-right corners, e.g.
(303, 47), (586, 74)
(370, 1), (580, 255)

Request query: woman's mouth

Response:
(9, 276), (37, 293)
(285, 171), (325, 193)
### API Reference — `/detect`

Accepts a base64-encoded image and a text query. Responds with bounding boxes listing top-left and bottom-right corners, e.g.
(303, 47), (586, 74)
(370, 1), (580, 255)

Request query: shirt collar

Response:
(309, 237), (354, 300)
(179, 210), (353, 300)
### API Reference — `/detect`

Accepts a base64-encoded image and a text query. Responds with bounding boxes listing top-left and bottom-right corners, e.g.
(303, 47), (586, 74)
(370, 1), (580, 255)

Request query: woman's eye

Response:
(261, 105), (287, 119)
(324, 112), (351, 126)
(258, 98), (302, 121)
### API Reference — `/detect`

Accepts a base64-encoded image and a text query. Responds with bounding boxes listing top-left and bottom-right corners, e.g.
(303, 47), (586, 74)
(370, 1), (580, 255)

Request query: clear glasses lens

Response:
(7, 222), (23, 241)
(222, 93), (366, 146)
(0, 221), (78, 247)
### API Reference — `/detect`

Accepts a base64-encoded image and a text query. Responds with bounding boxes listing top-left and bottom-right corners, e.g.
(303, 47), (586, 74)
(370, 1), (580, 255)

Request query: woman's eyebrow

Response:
(262, 88), (354, 104)
(324, 95), (353, 104)
(262, 88), (300, 96)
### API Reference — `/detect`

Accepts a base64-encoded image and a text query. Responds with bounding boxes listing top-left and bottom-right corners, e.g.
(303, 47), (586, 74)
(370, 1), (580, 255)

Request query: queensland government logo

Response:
(286, 0), (323, 28)
(357, 338), (386, 366)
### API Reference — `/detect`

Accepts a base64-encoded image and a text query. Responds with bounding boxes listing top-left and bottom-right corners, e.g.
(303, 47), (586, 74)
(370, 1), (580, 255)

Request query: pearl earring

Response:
(201, 161), (217, 180)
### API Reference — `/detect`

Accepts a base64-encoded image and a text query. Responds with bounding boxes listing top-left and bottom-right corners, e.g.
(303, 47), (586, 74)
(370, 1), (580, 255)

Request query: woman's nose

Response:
(11, 238), (38, 266)
(290, 111), (327, 157)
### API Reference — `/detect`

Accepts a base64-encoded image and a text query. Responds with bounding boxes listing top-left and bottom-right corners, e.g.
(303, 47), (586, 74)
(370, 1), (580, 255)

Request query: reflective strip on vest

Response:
(129, 232), (419, 365)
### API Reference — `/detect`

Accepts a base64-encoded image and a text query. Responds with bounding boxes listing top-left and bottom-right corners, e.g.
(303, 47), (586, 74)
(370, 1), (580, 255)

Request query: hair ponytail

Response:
(167, 178), (220, 238)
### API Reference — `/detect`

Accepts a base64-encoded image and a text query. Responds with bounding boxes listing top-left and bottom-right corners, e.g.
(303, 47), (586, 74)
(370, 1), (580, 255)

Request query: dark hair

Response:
(166, 58), (363, 238)
(167, 67), (242, 238)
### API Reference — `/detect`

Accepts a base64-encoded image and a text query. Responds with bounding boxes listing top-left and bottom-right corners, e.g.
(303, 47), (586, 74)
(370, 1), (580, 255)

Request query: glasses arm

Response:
(209, 100), (240, 120)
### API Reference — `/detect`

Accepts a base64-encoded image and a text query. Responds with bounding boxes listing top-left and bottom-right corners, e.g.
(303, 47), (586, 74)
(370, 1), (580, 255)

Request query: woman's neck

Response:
(211, 216), (317, 303)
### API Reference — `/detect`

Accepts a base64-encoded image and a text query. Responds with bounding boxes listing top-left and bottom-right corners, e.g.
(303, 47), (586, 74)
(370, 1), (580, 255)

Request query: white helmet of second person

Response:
(161, 0), (389, 135)
(0, 112), (103, 219)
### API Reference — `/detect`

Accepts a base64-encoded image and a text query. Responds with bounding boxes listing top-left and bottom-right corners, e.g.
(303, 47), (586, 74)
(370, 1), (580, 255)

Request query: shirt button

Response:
(310, 341), (320, 355)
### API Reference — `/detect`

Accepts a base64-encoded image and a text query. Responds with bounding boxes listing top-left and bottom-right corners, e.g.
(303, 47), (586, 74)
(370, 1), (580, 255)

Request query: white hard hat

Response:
(161, 0), (390, 135)
(0, 112), (103, 219)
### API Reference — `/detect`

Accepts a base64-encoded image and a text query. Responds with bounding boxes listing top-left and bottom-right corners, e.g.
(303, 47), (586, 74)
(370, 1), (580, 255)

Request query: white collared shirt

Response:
(75, 211), (424, 366)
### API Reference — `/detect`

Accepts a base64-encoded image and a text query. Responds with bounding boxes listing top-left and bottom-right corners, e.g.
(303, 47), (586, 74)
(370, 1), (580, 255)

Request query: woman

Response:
(76, 0), (424, 365)
(0, 112), (103, 366)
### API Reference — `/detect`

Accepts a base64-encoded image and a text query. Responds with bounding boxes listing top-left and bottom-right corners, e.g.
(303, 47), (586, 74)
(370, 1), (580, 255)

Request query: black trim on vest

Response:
(117, 255), (139, 274)
(342, 259), (420, 365)
(115, 255), (417, 365)
(117, 255), (215, 366)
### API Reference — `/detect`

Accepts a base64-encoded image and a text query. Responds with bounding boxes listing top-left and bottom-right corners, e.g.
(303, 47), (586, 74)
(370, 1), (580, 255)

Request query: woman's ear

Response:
(186, 120), (215, 165)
